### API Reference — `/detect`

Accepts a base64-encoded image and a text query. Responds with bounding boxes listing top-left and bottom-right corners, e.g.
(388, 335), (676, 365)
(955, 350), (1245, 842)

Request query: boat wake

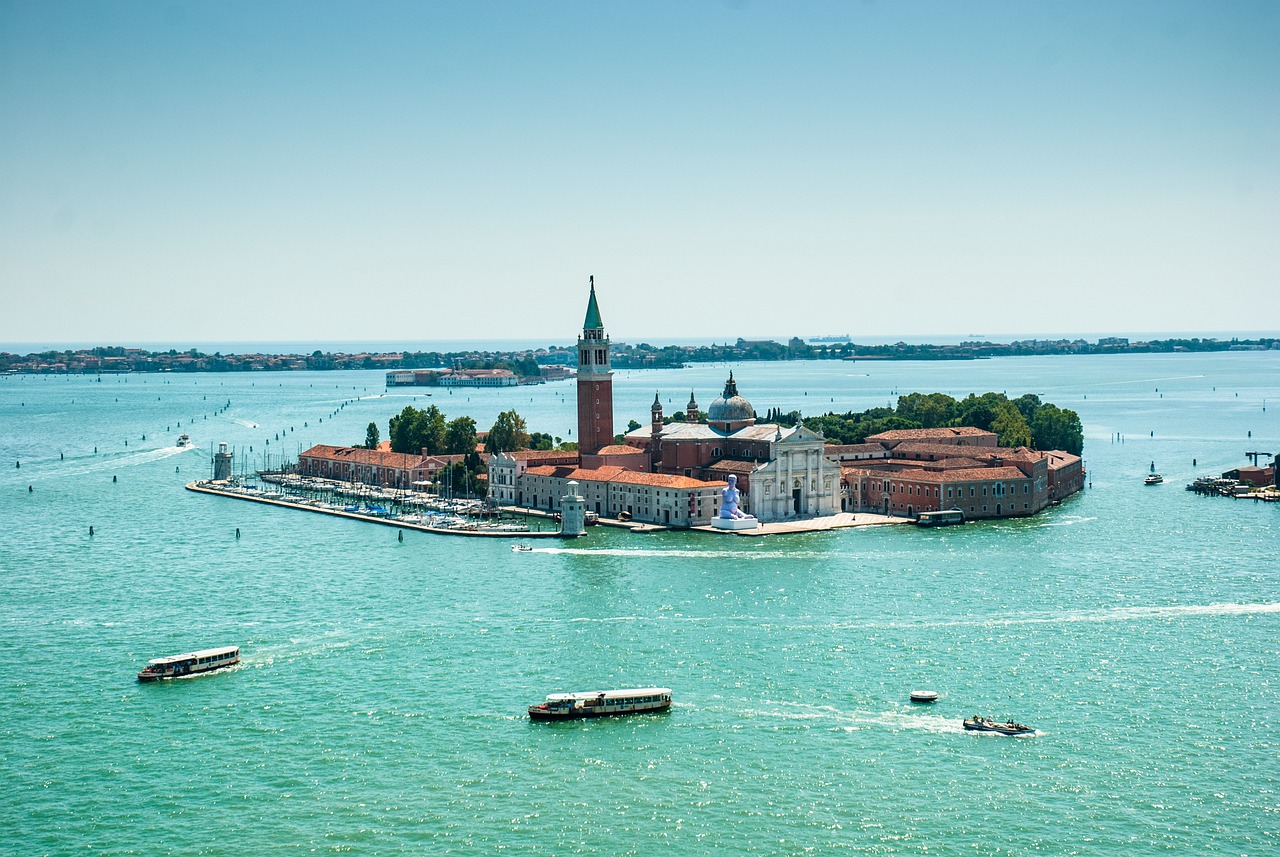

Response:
(230, 418), (259, 428)
(847, 601), (1280, 631)
(1036, 515), (1097, 528)
(39, 445), (198, 480)
(1094, 374), (1206, 386)
(741, 702), (967, 735)
(524, 547), (830, 560)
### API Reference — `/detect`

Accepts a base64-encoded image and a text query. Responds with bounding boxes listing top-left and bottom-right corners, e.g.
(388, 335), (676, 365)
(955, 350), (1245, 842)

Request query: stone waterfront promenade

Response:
(695, 511), (908, 537)
(507, 505), (908, 536)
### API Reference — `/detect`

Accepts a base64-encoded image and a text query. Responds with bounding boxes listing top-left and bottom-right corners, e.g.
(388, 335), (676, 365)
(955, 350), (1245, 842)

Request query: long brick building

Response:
(838, 428), (1083, 520)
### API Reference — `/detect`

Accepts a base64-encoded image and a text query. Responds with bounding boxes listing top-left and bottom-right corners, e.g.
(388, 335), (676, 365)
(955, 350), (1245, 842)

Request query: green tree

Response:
(529, 432), (555, 451)
(443, 416), (477, 455)
(363, 421), (380, 449)
(1031, 405), (1084, 454)
(990, 400), (1033, 448)
(388, 405), (447, 454)
(954, 392), (1007, 432)
(1012, 393), (1042, 423)
(486, 410), (530, 453)
(896, 393), (957, 428)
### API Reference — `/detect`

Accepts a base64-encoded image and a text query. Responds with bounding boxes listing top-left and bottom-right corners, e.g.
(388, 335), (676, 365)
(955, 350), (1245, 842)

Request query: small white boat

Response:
(511, 544), (533, 553)
(137, 646), (239, 681)
(909, 690), (939, 703)
(1144, 474), (1163, 485)
(176, 434), (191, 448)
(528, 688), (672, 720)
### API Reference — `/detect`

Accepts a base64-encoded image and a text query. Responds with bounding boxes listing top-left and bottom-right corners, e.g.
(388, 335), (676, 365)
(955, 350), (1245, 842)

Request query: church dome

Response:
(707, 372), (755, 425)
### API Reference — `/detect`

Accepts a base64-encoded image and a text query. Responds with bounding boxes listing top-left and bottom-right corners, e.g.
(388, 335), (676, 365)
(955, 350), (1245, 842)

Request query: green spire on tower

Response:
(583, 275), (604, 331)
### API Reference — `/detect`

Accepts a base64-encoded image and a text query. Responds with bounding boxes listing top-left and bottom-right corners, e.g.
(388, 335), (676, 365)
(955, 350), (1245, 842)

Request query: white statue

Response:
(719, 474), (750, 519)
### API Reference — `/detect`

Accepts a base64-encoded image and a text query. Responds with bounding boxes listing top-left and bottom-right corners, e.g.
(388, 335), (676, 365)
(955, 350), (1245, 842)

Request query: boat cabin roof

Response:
(147, 646), (239, 666)
(545, 688), (671, 702)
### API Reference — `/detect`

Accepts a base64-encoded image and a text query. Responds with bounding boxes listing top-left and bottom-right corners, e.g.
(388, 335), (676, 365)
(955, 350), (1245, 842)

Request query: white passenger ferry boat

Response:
(137, 646), (240, 681)
(528, 688), (672, 720)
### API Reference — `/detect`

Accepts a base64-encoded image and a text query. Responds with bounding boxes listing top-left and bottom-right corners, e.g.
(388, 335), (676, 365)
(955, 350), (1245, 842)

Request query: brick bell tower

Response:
(576, 276), (614, 457)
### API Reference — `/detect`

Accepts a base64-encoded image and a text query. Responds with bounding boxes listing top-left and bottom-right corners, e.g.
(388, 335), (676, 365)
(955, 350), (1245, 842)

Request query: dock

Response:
(692, 511), (910, 537)
(503, 505), (910, 536)
(186, 482), (563, 538)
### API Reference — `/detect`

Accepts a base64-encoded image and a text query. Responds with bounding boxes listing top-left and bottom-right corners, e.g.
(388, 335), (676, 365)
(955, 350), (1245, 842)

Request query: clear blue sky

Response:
(1, 1), (1276, 346)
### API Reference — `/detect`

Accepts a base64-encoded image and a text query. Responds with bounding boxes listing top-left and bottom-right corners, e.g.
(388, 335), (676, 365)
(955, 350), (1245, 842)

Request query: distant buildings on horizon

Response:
(4, 334), (1276, 375)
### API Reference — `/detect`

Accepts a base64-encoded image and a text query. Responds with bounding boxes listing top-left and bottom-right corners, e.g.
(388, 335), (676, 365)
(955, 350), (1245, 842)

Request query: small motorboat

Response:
(1144, 474), (1163, 485)
(909, 690), (939, 703)
(963, 715), (1034, 736)
(176, 434), (191, 448)
(511, 544), (533, 553)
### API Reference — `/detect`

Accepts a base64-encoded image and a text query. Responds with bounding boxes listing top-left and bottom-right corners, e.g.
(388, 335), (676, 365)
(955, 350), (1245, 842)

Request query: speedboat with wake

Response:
(963, 715), (1034, 736)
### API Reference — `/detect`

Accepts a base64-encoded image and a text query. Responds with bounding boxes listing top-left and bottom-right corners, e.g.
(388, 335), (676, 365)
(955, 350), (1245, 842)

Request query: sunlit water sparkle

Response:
(1, 352), (1277, 855)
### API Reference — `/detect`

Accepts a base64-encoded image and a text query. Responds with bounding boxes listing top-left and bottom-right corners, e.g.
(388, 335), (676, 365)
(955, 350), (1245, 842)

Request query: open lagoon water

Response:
(1, 352), (1277, 855)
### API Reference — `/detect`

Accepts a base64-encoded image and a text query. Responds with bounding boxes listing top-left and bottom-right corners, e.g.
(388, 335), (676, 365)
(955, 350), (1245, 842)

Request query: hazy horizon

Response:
(2, 2), (1276, 343)
(5, 328), (1280, 358)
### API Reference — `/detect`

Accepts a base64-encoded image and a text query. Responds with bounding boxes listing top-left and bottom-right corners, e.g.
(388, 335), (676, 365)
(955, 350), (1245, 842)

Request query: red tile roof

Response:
(609, 471), (725, 489)
(300, 444), (429, 469)
(842, 463), (1029, 483)
(503, 449), (581, 463)
(891, 442), (1040, 462)
(703, 459), (759, 474)
(523, 464), (722, 490)
(867, 427), (997, 442)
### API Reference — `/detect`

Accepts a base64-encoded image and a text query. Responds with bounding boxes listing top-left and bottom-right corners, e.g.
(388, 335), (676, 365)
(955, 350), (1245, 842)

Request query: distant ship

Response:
(808, 335), (851, 343)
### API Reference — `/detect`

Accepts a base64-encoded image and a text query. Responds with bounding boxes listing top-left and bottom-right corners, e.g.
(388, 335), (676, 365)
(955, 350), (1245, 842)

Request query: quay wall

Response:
(185, 482), (563, 538)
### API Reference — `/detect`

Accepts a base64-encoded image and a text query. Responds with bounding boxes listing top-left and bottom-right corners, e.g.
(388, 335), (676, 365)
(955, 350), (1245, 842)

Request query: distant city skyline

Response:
(2, 1), (1276, 344)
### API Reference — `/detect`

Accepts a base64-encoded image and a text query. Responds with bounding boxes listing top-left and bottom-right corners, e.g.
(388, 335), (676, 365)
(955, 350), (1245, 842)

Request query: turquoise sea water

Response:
(1, 353), (1277, 855)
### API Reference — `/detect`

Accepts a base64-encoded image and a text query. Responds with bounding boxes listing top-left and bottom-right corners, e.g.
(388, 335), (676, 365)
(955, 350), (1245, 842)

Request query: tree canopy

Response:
(443, 416), (477, 455)
(388, 405), (446, 455)
(772, 391), (1082, 453)
(486, 410), (530, 454)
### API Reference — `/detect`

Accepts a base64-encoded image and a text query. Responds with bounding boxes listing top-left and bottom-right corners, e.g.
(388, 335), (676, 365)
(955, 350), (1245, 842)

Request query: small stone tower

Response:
(560, 480), (586, 537)
(685, 391), (699, 423)
(213, 442), (233, 481)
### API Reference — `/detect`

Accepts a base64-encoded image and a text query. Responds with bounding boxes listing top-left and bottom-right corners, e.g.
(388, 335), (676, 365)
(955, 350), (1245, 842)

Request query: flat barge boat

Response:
(137, 646), (240, 681)
(528, 688), (672, 720)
